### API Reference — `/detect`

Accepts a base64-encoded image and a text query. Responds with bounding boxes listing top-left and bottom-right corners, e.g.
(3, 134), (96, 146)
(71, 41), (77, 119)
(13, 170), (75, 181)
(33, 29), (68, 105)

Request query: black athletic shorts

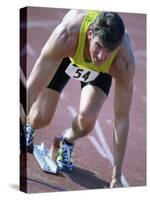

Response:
(47, 57), (112, 96)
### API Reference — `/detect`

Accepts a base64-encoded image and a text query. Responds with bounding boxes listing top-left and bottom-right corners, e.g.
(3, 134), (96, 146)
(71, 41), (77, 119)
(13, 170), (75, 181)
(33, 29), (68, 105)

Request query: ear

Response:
(87, 27), (94, 40)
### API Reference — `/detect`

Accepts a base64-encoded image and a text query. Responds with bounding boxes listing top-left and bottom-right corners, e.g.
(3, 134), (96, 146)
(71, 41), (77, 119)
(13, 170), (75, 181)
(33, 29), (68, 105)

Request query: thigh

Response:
(81, 72), (112, 96)
(79, 84), (107, 120)
(28, 58), (71, 127)
(47, 57), (70, 92)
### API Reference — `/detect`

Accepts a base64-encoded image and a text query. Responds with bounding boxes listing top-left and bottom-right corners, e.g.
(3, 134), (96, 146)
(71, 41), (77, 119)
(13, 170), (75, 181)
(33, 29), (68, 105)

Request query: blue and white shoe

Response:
(56, 137), (74, 173)
(20, 123), (35, 153)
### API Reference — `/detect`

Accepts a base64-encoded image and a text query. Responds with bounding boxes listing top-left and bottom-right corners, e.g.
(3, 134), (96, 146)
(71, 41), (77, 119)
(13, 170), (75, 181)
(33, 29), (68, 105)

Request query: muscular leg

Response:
(56, 73), (111, 172)
(63, 84), (107, 143)
(28, 58), (71, 129)
(21, 58), (70, 154)
(28, 88), (60, 129)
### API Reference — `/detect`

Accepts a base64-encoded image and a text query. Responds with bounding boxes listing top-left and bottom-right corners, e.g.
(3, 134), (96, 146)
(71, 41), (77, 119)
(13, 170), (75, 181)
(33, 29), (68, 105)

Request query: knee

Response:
(77, 113), (96, 136)
(28, 109), (50, 129)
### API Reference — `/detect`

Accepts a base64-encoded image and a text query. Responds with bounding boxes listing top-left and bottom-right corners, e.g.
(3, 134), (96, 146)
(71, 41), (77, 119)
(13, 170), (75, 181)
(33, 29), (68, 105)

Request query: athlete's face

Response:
(88, 30), (114, 66)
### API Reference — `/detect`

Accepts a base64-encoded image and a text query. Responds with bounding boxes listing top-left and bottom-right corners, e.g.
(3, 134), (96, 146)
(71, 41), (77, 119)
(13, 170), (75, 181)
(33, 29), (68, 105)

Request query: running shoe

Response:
(56, 136), (74, 173)
(20, 123), (35, 153)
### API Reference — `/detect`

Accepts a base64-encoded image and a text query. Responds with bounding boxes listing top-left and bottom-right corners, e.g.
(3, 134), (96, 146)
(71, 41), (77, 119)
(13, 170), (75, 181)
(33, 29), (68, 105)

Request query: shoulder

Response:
(41, 9), (87, 59)
(110, 32), (135, 86)
(62, 9), (87, 24)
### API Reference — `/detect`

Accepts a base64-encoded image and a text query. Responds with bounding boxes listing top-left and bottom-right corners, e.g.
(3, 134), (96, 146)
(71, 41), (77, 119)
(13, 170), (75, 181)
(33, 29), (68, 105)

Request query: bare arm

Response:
(111, 61), (135, 188)
(111, 79), (134, 184)
(110, 32), (135, 187)
(27, 9), (85, 113)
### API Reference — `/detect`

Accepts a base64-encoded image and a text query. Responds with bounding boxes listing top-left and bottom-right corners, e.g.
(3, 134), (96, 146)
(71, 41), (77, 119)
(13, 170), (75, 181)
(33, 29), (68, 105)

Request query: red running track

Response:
(20, 7), (146, 193)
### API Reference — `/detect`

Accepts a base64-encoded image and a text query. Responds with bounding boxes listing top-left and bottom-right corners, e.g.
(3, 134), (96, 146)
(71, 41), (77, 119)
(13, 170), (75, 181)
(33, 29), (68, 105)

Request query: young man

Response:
(24, 10), (135, 188)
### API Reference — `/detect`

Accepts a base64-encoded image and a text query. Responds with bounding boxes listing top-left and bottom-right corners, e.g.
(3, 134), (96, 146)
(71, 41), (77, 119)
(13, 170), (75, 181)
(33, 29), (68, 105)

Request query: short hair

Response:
(92, 11), (125, 51)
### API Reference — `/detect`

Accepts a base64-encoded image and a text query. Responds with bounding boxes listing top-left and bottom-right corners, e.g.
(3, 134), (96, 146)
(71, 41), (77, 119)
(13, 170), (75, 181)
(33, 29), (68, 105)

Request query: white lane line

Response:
(21, 44), (36, 57)
(106, 119), (112, 125)
(133, 86), (138, 93)
(67, 105), (129, 187)
(67, 105), (78, 117)
(94, 121), (113, 163)
(60, 92), (66, 100)
(21, 20), (60, 29)
(88, 135), (108, 159)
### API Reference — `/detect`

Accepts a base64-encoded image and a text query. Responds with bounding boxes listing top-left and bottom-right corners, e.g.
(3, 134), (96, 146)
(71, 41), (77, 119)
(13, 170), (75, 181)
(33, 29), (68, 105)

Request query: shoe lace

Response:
(61, 143), (73, 163)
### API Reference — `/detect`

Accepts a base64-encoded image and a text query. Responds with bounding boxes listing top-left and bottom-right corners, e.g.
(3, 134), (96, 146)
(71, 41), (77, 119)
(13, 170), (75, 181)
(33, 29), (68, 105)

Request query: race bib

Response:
(65, 63), (99, 82)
